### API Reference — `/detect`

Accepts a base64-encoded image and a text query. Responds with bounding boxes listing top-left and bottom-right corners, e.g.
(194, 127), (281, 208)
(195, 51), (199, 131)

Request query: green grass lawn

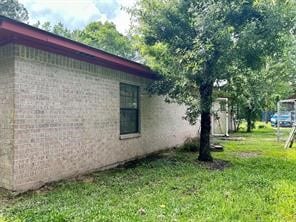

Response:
(1, 125), (296, 222)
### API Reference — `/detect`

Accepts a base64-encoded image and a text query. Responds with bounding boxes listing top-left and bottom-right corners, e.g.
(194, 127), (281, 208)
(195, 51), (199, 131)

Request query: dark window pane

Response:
(120, 83), (139, 134)
(120, 109), (138, 134)
(120, 83), (138, 109)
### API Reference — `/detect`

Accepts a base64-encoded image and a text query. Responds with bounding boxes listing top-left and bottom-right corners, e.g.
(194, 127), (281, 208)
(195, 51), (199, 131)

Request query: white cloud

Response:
(112, 0), (137, 34)
(19, 0), (137, 34)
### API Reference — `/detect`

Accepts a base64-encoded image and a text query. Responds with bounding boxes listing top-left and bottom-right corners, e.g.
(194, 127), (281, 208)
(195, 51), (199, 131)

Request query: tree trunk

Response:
(235, 105), (240, 132)
(198, 82), (213, 162)
(246, 107), (252, 133)
(230, 106), (236, 132)
(264, 110), (269, 124)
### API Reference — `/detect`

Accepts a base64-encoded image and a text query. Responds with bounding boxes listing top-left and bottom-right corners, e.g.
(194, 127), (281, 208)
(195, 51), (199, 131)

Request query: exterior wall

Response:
(8, 44), (198, 191)
(0, 45), (15, 189)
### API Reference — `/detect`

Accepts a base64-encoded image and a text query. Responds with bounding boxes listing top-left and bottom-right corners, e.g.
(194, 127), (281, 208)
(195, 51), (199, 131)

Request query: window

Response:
(120, 83), (139, 135)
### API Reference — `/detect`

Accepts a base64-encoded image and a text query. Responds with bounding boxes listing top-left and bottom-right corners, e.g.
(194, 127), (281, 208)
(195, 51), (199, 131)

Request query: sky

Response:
(18, 0), (137, 34)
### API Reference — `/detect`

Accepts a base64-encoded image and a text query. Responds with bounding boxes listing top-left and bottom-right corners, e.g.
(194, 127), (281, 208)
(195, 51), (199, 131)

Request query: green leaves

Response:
(133, 0), (295, 129)
(34, 20), (137, 60)
(79, 21), (136, 60)
(0, 0), (29, 22)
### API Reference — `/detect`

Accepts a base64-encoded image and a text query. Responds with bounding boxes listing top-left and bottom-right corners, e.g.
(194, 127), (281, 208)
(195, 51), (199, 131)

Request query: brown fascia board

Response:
(0, 15), (158, 79)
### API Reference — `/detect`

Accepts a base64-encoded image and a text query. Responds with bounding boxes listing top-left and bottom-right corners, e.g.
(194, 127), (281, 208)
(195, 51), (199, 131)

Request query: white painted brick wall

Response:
(0, 45), (15, 189)
(0, 44), (198, 191)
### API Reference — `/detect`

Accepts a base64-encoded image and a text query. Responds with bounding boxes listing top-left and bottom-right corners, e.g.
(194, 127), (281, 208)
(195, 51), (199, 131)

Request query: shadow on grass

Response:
(115, 148), (199, 170)
(118, 153), (173, 169)
(119, 150), (232, 171)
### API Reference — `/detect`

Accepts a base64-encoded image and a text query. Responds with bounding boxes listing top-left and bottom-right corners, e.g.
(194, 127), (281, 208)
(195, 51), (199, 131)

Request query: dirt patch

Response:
(69, 175), (95, 184)
(233, 151), (261, 158)
(198, 159), (231, 171)
(31, 175), (96, 195)
(34, 184), (55, 194)
(80, 176), (95, 184)
(119, 150), (179, 169)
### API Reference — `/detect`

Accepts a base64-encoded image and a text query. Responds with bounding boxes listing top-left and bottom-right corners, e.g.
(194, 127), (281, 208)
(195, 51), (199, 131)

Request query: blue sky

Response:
(19, 0), (137, 34)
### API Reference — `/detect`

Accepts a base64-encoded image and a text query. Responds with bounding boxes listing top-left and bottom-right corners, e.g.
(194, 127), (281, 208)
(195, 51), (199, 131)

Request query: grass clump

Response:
(180, 137), (200, 152)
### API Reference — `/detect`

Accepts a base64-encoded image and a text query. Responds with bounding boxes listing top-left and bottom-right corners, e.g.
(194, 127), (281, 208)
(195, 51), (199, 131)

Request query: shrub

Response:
(181, 138), (200, 152)
(257, 123), (266, 129)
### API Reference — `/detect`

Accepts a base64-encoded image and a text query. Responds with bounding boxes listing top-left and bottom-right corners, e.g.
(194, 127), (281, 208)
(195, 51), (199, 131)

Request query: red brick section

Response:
(0, 15), (157, 79)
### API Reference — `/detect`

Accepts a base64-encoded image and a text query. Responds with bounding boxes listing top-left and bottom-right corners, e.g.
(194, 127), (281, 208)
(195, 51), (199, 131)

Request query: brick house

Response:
(0, 16), (198, 191)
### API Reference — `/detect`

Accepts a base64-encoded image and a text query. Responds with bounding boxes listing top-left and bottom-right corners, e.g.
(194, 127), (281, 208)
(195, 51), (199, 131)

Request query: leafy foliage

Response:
(79, 21), (136, 60)
(225, 11), (296, 132)
(33, 21), (136, 60)
(0, 0), (29, 22)
(225, 55), (295, 132)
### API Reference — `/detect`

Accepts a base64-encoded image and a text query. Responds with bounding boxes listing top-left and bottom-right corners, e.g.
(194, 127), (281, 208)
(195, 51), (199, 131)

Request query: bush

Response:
(257, 122), (267, 129)
(181, 138), (200, 152)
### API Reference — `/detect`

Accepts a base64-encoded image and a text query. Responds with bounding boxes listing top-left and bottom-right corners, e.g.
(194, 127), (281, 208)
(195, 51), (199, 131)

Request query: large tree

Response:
(132, 0), (295, 161)
(0, 0), (28, 22)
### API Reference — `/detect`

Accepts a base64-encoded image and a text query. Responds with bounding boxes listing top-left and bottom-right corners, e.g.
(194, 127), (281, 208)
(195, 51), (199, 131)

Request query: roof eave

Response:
(0, 16), (158, 79)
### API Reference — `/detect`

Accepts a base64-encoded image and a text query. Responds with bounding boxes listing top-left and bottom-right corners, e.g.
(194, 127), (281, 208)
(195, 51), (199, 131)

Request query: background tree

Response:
(33, 21), (136, 60)
(225, 27), (296, 132)
(132, 0), (295, 161)
(225, 64), (292, 132)
(79, 21), (136, 60)
(33, 21), (81, 41)
(0, 0), (29, 22)
(1, 0), (136, 60)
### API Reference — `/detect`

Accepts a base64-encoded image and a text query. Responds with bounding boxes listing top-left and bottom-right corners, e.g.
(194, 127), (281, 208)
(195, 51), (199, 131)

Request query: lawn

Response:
(1, 125), (296, 222)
